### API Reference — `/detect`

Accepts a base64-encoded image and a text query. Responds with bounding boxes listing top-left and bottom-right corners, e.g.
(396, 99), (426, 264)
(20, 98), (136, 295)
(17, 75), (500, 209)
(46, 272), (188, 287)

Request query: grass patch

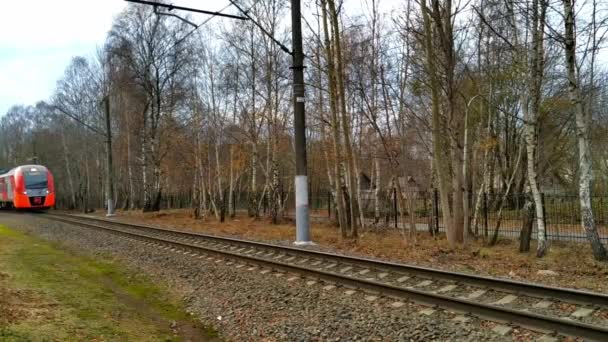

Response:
(0, 224), (218, 341)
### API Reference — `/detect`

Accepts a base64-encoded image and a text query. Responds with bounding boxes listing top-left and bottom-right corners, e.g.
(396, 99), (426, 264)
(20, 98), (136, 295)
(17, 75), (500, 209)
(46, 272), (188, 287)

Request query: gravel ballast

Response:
(1, 213), (520, 341)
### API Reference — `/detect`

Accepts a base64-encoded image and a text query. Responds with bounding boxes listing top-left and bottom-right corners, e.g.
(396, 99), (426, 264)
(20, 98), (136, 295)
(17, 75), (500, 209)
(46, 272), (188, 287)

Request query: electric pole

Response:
(291, 0), (311, 245)
(104, 96), (116, 217)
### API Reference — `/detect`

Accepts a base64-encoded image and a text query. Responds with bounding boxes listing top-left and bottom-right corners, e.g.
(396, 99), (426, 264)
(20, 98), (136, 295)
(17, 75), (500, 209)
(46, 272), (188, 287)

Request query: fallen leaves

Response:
(83, 209), (608, 292)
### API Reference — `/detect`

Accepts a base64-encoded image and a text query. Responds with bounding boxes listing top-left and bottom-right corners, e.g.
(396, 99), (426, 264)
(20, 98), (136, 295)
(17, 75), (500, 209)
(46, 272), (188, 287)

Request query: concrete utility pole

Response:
(291, 0), (311, 245)
(104, 96), (115, 217)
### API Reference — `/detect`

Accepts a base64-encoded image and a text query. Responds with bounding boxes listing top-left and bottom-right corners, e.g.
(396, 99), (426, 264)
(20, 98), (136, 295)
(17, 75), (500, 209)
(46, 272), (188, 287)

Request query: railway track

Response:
(42, 212), (608, 341)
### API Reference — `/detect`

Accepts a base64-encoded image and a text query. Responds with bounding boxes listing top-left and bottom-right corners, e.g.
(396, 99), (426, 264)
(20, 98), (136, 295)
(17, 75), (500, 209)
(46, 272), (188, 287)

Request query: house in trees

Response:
(359, 173), (421, 203)
(360, 172), (372, 189)
(540, 172), (573, 195)
(397, 176), (421, 195)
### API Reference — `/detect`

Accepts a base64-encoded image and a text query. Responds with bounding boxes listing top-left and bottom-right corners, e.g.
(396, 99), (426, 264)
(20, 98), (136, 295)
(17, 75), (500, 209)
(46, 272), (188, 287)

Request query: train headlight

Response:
(23, 191), (27, 195)
(46, 189), (50, 194)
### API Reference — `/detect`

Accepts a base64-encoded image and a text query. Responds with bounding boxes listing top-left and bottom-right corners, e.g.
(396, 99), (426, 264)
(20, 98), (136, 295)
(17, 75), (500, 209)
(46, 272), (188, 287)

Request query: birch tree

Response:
(561, 0), (608, 260)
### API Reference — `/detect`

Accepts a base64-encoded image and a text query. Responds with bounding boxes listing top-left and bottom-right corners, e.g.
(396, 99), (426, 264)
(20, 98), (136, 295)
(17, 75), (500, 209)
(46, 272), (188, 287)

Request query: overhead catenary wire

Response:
(226, 0), (293, 55)
(125, 0), (294, 58)
(155, 2), (237, 57)
(52, 105), (105, 136)
(124, 0), (247, 20)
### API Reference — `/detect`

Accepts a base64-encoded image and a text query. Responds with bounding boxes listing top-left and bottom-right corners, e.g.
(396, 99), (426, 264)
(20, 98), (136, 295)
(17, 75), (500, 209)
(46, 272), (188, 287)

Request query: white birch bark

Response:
(562, 0), (607, 260)
(229, 145), (235, 218)
(374, 157), (381, 224)
(523, 101), (547, 256)
(60, 127), (77, 209)
(125, 115), (135, 209)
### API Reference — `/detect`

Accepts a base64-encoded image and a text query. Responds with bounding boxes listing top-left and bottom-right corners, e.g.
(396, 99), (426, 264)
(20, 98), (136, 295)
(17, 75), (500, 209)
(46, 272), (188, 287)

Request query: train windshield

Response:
(24, 170), (48, 189)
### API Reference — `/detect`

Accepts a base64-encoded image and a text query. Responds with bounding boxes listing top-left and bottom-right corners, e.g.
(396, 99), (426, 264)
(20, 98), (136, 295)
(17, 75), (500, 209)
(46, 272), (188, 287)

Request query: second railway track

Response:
(42, 212), (608, 341)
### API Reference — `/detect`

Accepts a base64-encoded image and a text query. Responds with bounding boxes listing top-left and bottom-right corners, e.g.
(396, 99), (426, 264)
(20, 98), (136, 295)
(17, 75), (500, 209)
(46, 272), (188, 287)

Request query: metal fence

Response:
(60, 188), (608, 242)
(284, 190), (608, 243)
(151, 190), (608, 242)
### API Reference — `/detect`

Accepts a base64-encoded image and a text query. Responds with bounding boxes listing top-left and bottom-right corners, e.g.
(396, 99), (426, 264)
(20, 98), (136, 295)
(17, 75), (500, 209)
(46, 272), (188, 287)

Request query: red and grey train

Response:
(0, 165), (55, 210)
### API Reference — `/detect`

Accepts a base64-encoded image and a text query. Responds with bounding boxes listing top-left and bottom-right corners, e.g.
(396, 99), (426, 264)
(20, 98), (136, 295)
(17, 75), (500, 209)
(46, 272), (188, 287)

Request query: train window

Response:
(24, 171), (48, 189)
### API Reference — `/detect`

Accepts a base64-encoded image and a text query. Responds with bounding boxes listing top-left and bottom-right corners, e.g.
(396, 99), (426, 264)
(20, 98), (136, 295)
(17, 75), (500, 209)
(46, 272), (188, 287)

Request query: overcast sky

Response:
(0, 0), (129, 116)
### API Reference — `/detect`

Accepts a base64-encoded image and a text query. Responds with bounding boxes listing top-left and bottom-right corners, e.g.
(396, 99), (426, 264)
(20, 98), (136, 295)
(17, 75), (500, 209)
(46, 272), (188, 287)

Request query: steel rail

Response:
(48, 213), (608, 307)
(41, 213), (608, 341)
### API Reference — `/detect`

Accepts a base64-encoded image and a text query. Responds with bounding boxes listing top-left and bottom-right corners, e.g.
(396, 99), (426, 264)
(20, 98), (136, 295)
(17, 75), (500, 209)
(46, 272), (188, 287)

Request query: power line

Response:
(156, 3), (235, 57)
(52, 105), (104, 136)
(226, 0), (293, 55)
(124, 0), (247, 20)
(129, 0), (293, 61)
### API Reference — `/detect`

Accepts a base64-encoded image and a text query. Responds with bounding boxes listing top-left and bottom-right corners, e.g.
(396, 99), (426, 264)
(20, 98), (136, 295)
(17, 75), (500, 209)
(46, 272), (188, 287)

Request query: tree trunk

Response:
(229, 145), (235, 218)
(421, 0), (458, 246)
(208, 142), (220, 220)
(192, 171), (201, 219)
(248, 24), (259, 219)
(519, 195), (534, 252)
(490, 142), (523, 245)
(472, 95), (494, 238)
(84, 148), (91, 213)
(141, 117), (150, 212)
(249, 143), (259, 218)
(524, 105), (547, 257)
(196, 128), (207, 219)
(354, 160), (366, 231)
(451, 136), (465, 244)
(126, 115), (135, 210)
(321, 0), (347, 236)
(60, 127), (77, 209)
(215, 140), (225, 222)
(517, 0), (548, 257)
(374, 157), (381, 224)
(328, 0), (360, 238)
(562, 0), (608, 260)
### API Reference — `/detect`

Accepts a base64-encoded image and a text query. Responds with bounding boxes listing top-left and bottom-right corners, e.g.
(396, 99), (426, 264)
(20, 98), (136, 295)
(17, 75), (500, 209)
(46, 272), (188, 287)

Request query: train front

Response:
(13, 165), (55, 210)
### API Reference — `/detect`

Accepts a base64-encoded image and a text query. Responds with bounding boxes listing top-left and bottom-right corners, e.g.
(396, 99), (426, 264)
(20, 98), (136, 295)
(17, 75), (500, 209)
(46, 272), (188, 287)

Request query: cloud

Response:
(0, 46), (88, 114)
(0, 0), (126, 49)
(0, 0), (126, 115)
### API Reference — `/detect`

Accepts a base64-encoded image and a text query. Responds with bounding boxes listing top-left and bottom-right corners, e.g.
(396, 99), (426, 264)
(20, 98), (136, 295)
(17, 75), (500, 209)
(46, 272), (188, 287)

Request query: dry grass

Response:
(0, 273), (45, 326)
(84, 208), (608, 292)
